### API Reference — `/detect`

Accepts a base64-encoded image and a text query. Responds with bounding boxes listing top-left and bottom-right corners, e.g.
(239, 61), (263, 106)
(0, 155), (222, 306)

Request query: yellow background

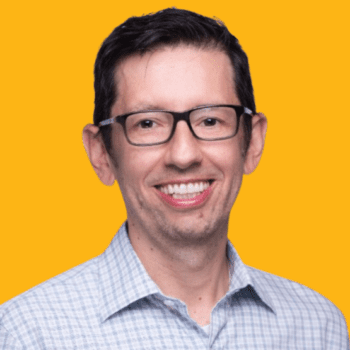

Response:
(1, 0), (349, 328)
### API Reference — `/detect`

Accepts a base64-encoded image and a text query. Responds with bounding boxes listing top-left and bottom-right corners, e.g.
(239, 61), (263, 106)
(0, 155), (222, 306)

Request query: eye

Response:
(203, 118), (218, 126)
(138, 119), (155, 128)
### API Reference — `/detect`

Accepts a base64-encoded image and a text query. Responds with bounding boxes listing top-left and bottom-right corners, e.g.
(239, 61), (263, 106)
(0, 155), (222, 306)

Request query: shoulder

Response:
(248, 265), (339, 311)
(247, 265), (349, 344)
(0, 256), (100, 347)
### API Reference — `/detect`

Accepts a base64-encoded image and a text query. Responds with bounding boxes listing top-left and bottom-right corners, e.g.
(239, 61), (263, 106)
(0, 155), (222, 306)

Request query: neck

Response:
(127, 220), (230, 326)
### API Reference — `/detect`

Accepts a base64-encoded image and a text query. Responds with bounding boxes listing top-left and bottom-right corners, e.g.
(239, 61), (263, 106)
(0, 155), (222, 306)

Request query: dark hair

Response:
(94, 8), (255, 153)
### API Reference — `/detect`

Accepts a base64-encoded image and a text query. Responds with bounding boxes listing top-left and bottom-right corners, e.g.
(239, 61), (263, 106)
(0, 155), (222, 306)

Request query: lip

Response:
(155, 180), (214, 209)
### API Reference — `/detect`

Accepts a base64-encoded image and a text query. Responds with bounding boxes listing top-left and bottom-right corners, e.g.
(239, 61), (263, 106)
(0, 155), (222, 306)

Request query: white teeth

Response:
(158, 181), (211, 196)
(179, 184), (186, 194)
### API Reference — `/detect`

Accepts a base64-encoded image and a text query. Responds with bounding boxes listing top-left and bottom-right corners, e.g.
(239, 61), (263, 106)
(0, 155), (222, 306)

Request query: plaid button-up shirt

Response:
(1, 223), (348, 349)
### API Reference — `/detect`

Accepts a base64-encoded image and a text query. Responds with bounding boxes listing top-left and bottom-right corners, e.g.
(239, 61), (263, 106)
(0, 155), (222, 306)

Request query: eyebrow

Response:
(127, 102), (227, 113)
(128, 103), (164, 112)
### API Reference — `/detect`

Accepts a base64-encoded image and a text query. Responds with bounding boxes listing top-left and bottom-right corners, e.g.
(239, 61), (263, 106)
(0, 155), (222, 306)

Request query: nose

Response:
(164, 121), (203, 170)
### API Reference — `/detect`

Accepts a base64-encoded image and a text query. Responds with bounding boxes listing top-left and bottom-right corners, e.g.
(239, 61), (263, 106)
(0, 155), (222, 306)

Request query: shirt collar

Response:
(226, 240), (275, 312)
(98, 222), (160, 322)
(99, 223), (275, 322)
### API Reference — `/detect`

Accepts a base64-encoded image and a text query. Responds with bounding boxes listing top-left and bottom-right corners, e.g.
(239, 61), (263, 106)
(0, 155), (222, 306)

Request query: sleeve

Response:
(0, 326), (24, 350)
(325, 307), (349, 350)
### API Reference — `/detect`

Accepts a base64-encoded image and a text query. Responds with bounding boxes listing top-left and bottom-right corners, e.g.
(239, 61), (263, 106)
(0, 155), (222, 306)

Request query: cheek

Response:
(115, 147), (160, 192)
(207, 141), (245, 173)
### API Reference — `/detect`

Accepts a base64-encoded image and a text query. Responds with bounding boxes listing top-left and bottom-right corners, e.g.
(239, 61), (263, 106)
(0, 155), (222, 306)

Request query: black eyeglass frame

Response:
(98, 104), (253, 146)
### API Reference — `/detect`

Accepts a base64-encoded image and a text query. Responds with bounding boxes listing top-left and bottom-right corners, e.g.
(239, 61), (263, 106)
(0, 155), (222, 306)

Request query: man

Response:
(0, 8), (348, 349)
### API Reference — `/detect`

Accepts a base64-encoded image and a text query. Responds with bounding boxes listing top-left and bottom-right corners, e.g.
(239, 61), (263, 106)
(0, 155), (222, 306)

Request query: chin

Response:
(158, 216), (227, 246)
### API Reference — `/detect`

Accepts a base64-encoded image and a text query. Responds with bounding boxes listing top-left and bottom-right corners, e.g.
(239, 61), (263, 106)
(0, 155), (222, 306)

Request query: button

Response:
(163, 300), (175, 307)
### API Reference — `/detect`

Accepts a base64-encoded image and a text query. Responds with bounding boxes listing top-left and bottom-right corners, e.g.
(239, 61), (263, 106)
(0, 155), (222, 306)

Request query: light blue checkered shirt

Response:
(1, 223), (348, 349)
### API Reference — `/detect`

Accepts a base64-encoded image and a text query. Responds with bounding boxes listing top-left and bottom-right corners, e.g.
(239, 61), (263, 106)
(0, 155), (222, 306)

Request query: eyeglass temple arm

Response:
(244, 107), (253, 115)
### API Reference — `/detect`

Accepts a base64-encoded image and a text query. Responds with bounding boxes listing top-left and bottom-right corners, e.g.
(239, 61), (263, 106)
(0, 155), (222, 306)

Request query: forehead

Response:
(112, 45), (238, 114)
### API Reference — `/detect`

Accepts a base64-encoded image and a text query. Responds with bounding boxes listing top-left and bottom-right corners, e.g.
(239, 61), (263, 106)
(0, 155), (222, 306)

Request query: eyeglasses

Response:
(98, 104), (253, 146)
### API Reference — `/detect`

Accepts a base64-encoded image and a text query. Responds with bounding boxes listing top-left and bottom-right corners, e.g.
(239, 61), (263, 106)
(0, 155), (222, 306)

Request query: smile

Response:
(155, 180), (214, 208)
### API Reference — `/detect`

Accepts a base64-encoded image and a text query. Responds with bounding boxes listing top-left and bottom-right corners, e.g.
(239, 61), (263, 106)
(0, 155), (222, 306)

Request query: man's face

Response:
(103, 45), (262, 245)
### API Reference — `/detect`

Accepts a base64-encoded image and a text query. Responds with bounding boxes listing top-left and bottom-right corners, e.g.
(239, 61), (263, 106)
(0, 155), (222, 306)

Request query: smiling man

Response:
(0, 8), (348, 350)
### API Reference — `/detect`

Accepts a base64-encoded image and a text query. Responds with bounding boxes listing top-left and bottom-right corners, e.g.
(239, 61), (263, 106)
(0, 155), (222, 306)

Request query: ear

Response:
(82, 124), (115, 186)
(243, 113), (267, 174)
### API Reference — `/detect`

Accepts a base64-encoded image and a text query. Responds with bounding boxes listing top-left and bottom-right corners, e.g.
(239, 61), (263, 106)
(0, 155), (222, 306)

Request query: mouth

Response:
(154, 180), (214, 208)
